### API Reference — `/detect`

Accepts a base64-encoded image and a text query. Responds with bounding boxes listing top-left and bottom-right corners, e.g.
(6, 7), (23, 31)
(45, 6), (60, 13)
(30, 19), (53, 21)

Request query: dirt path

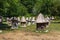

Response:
(0, 30), (60, 40)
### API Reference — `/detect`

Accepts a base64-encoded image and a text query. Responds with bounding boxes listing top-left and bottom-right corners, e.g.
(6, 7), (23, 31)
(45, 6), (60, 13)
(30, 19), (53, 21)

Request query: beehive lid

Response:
(21, 16), (26, 22)
(32, 17), (35, 21)
(26, 17), (29, 20)
(18, 17), (20, 21)
(45, 16), (50, 22)
(28, 17), (32, 21)
(52, 16), (54, 19)
(36, 13), (46, 23)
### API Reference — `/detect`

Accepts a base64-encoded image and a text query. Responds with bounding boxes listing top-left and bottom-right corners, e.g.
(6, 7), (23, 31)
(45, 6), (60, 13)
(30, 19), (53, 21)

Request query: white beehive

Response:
(27, 17), (32, 26)
(21, 16), (26, 27)
(18, 17), (20, 25)
(31, 17), (35, 24)
(45, 16), (50, 22)
(26, 17), (29, 21)
(45, 16), (50, 28)
(21, 16), (26, 22)
(18, 17), (20, 21)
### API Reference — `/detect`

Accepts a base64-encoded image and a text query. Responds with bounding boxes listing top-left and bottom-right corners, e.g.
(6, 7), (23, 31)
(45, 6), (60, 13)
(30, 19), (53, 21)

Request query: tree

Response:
(0, 0), (60, 17)
(0, 0), (28, 17)
(20, 0), (36, 13)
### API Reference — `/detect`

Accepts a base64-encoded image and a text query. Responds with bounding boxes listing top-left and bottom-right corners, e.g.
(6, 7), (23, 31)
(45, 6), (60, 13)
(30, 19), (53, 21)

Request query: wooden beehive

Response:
(36, 13), (47, 30)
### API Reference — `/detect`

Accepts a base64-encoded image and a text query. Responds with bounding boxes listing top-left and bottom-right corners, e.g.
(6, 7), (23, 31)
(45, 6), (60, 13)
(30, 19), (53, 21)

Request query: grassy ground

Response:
(0, 19), (60, 33)
(0, 20), (60, 40)
(49, 23), (60, 31)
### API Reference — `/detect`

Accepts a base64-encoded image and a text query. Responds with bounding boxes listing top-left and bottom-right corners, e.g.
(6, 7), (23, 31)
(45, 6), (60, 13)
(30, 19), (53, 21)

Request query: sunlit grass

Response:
(48, 23), (60, 31)
(1, 20), (60, 33)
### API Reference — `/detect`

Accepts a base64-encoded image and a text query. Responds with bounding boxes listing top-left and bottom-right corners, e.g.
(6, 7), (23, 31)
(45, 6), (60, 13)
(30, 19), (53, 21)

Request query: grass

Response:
(0, 19), (60, 33)
(18, 22), (60, 33)
(48, 23), (60, 31)
(18, 24), (36, 32)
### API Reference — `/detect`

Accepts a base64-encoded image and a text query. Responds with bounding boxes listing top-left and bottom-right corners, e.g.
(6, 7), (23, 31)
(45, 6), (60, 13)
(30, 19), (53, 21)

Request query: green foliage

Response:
(20, 0), (36, 13)
(0, 0), (60, 17)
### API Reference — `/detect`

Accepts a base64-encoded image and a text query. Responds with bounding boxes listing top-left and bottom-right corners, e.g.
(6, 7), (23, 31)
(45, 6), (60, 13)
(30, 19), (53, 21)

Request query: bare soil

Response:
(0, 30), (60, 40)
